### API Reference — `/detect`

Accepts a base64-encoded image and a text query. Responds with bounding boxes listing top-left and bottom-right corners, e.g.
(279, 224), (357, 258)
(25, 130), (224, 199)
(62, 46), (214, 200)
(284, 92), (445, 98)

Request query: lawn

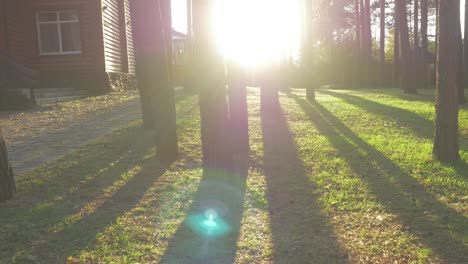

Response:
(0, 88), (466, 263)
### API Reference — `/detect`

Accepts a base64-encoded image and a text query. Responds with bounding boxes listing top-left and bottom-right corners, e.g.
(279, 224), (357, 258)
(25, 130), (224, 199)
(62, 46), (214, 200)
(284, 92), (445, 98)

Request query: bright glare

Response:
(213, 0), (301, 67)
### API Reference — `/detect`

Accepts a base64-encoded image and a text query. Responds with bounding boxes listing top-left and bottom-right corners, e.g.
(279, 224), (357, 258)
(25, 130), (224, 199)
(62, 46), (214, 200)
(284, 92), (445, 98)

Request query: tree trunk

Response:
(157, 0), (178, 160)
(364, 0), (372, 61)
(227, 63), (250, 162)
(456, 1), (465, 104)
(0, 128), (15, 202)
(193, 0), (230, 168)
(380, 0), (385, 86)
(413, 0), (420, 88)
(355, 0), (361, 87)
(130, 0), (178, 160)
(305, 0), (315, 101)
(413, 0), (419, 48)
(394, 4), (400, 87)
(396, 0), (416, 93)
(465, 0), (468, 90)
(362, 0), (372, 86)
(421, 0), (428, 88)
(433, 0), (460, 162)
(435, 0), (439, 60)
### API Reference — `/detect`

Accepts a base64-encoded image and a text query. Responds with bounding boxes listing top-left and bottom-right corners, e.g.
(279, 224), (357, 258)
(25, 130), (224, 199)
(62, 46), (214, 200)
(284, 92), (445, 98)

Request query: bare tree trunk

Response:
(433, 0), (460, 162)
(414, 0), (419, 48)
(413, 0), (420, 88)
(193, 0), (230, 168)
(157, 0), (178, 160)
(465, 0), (468, 89)
(130, 0), (178, 160)
(305, 0), (315, 101)
(435, 0), (439, 60)
(362, 0), (372, 86)
(394, 4), (400, 87)
(421, 0), (428, 88)
(396, 0), (416, 93)
(0, 128), (15, 202)
(227, 64), (249, 161)
(355, 0), (362, 87)
(364, 0), (372, 61)
(456, 0), (465, 104)
(380, 0), (386, 86)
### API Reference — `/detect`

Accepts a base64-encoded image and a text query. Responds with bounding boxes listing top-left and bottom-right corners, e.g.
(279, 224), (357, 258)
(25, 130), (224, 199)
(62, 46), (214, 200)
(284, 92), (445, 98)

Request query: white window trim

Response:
(36, 10), (82, 56)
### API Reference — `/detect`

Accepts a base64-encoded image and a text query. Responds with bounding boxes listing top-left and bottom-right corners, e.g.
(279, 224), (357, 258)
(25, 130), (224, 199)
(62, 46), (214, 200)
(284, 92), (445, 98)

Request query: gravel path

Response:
(1, 98), (141, 175)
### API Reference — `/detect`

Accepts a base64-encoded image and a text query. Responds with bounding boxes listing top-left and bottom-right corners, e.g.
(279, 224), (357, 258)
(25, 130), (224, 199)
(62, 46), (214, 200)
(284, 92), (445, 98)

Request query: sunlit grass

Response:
(285, 88), (467, 263)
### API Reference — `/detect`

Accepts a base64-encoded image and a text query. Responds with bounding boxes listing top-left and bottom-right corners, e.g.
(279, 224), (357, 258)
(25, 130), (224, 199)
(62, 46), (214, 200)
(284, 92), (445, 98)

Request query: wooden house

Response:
(0, 0), (136, 97)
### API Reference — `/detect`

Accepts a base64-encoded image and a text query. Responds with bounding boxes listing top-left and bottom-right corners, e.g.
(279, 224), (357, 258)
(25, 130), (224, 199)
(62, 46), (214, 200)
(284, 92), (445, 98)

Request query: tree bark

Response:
(355, 0), (361, 87)
(394, 4), (400, 87)
(413, 0), (420, 88)
(130, 0), (178, 160)
(361, 0), (372, 86)
(380, 0), (386, 86)
(435, 0), (439, 60)
(433, 0), (460, 162)
(305, 0), (315, 101)
(456, 0), (465, 104)
(421, 0), (428, 88)
(364, 0), (372, 61)
(193, 0), (230, 168)
(414, 0), (419, 48)
(0, 128), (15, 202)
(396, 0), (416, 93)
(465, 0), (468, 90)
(227, 63), (250, 162)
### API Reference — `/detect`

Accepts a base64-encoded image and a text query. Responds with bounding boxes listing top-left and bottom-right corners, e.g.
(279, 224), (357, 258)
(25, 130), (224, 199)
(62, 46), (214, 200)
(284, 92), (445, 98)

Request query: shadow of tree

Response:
(320, 89), (468, 176)
(0, 125), (157, 262)
(160, 162), (248, 264)
(292, 94), (468, 263)
(320, 90), (434, 139)
(343, 89), (436, 102)
(26, 158), (173, 262)
(0, 96), (200, 262)
(261, 98), (348, 263)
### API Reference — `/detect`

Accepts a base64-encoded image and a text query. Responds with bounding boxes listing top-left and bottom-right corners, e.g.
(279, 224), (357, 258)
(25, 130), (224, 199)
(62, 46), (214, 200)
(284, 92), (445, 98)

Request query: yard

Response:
(0, 88), (467, 263)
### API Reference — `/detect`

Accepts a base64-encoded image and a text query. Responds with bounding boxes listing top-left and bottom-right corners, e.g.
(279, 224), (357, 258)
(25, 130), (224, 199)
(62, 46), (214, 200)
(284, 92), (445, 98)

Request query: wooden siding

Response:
(101, 0), (125, 73)
(125, 0), (135, 74)
(4, 0), (106, 83)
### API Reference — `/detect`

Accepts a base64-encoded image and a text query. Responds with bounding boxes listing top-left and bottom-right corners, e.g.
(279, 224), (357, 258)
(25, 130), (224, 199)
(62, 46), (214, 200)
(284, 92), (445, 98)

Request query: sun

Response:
(212, 0), (301, 68)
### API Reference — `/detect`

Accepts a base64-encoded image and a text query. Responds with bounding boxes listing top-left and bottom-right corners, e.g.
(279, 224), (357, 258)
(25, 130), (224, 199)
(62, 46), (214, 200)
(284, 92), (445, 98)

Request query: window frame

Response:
(36, 10), (82, 56)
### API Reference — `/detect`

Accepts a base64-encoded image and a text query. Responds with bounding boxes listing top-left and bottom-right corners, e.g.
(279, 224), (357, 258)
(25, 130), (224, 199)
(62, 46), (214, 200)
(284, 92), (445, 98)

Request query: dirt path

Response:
(1, 95), (141, 175)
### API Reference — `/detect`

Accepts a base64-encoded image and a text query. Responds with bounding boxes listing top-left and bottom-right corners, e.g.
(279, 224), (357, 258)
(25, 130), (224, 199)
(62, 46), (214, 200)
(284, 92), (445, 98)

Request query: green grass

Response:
(0, 88), (467, 263)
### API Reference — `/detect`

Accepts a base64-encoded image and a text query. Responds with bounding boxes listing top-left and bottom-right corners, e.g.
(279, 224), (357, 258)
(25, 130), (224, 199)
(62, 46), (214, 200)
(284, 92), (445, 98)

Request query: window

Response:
(37, 11), (81, 55)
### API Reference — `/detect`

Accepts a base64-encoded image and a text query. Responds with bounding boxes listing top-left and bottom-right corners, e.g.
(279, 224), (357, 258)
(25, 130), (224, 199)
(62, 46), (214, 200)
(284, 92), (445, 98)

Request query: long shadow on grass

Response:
(0, 97), (199, 262)
(0, 125), (156, 261)
(321, 89), (468, 174)
(261, 99), (348, 263)
(347, 89), (436, 102)
(21, 158), (171, 263)
(320, 90), (434, 139)
(160, 162), (248, 263)
(292, 95), (468, 263)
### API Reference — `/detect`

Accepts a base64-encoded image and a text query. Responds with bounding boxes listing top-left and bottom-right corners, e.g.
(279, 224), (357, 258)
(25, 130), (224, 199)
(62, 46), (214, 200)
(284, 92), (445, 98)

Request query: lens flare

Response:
(187, 209), (231, 239)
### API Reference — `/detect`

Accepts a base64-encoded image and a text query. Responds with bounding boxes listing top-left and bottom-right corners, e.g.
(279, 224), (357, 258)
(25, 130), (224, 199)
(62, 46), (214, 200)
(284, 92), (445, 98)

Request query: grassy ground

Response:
(0, 88), (466, 263)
